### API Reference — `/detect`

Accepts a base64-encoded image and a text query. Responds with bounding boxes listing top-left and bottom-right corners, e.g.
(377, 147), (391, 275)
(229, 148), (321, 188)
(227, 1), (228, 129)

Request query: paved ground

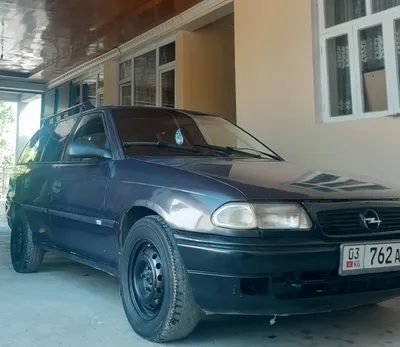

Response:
(1, 227), (400, 347)
(0, 200), (7, 225)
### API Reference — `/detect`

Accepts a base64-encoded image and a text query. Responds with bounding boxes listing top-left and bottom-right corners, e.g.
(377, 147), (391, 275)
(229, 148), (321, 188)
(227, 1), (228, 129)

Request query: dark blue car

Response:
(6, 105), (400, 342)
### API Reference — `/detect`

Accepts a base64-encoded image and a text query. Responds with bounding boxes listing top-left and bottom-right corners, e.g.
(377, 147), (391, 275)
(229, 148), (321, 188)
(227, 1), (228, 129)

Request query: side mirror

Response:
(67, 140), (112, 160)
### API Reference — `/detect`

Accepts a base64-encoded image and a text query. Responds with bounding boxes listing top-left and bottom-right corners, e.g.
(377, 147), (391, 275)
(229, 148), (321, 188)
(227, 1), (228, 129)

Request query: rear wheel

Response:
(10, 210), (44, 273)
(120, 216), (200, 342)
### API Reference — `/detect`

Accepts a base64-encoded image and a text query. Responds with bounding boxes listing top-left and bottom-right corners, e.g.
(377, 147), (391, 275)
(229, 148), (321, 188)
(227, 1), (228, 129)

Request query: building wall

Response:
(104, 61), (119, 106)
(176, 14), (236, 123)
(235, 0), (400, 184)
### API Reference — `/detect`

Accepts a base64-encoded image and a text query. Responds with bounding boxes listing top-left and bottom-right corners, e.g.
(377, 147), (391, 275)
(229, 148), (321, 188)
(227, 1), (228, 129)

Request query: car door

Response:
(17, 126), (55, 247)
(49, 112), (114, 263)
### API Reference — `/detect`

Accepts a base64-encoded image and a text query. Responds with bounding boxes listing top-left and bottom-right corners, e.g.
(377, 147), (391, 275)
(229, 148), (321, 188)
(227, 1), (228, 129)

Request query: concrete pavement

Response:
(1, 227), (400, 347)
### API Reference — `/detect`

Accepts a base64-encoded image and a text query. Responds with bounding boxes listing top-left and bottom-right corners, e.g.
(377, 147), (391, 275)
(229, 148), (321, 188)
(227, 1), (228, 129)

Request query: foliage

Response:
(0, 101), (15, 166)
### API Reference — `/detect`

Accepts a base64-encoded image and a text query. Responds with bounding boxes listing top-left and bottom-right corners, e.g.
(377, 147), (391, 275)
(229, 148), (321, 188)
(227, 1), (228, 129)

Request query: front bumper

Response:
(175, 232), (400, 315)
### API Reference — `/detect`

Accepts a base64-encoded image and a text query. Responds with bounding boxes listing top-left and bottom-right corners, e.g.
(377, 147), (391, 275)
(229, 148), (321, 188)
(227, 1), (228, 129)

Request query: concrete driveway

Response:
(1, 227), (400, 347)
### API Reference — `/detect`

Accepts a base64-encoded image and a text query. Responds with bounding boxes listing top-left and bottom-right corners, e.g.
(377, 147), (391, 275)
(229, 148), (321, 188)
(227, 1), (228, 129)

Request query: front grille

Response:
(317, 207), (400, 236)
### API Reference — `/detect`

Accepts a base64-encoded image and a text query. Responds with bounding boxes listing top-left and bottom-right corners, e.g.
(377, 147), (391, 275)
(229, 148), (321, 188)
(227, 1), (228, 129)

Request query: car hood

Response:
(143, 157), (400, 200)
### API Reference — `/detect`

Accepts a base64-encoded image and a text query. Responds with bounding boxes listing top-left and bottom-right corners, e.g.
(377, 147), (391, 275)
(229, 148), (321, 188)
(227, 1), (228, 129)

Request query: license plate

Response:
(340, 242), (400, 276)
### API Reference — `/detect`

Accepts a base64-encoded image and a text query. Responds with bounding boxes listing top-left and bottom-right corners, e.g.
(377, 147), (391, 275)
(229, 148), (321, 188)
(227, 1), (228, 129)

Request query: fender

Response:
(104, 159), (252, 237)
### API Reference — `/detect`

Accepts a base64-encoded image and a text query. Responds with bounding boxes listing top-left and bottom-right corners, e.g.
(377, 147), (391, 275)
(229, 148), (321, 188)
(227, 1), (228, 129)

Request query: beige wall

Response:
(103, 60), (119, 106)
(176, 14), (236, 123)
(235, 0), (400, 184)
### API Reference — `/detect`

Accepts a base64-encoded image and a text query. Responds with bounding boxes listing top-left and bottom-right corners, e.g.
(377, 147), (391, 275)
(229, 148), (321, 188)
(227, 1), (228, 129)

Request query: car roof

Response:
(102, 106), (215, 117)
(42, 105), (218, 130)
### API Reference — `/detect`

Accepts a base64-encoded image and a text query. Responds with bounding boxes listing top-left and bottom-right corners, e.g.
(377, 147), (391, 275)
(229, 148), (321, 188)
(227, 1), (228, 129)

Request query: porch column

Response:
(103, 60), (119, 105)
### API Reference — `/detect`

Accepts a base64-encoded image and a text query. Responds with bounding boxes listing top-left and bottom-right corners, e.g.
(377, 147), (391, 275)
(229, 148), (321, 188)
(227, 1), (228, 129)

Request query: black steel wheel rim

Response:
(128, 240), (165, 320)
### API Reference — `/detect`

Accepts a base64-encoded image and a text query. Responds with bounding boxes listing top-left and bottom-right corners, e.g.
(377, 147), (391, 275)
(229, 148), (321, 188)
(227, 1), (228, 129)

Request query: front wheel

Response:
(119, 216), (200, 342)
(10, 210), (44, 273)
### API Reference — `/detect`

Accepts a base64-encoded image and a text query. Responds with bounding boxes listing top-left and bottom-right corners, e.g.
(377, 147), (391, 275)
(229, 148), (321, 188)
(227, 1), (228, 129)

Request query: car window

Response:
(67, 114), (109, 161)
(112, 109), (277, 158)
(41, 118), (77, 162)
(113, 109), (209, 156)
(18, 128), (51, 164)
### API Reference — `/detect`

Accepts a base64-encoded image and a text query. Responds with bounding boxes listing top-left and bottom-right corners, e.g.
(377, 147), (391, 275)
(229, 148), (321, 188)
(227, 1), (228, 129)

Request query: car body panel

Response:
(18, 163), (55, 246)
(49, 161), (114, 263)
(46, 110), (118, 265)
(142, 157), (400, 201)
(105, 159), (248, 236)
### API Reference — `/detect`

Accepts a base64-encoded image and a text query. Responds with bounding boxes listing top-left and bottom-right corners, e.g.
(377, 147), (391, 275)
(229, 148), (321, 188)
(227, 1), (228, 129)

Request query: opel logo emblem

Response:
(361, 209), (382, 232)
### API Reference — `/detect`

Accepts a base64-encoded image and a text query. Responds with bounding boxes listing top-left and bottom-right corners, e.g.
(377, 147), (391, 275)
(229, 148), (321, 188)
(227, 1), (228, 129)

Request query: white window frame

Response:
(97, 92), (104, 107)
(96, 72), (104, 107)
(119, 82), (132, 106)
(159, 64), (177, 108)
(118, 59), (132, 85)
(72, 69), (104, 107)
(316, 0), (400, 123)
(117, 35), (176, 108)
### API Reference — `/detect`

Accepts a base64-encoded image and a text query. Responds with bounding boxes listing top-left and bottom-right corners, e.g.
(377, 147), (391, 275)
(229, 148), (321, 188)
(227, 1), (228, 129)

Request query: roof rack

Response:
(42, 102), (95, 125)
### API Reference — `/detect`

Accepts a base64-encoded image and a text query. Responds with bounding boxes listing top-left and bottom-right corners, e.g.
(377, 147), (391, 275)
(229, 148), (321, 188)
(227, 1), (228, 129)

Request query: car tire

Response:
(119, 215), (200, 342)
(10, 210), (44, 273)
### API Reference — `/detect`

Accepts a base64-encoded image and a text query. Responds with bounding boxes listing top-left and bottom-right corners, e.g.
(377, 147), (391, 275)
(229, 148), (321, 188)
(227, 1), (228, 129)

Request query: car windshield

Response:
(113, 108), (281, 159)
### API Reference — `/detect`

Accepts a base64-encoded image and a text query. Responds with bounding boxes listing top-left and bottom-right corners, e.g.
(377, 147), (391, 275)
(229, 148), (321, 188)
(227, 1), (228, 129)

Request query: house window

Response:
(42, 71), (104, 120)
(159, 42), (176, 65)
(43, 89), (56, 118)
(324, 0), (366, 28)
(372, 0), (400, 13)
(120, 83), (132, 106)
(82, 76), (97, 106)
(118, 39), (176, 108)
(97, 72), (104, 106)
(73, 71), (104, 108)
(134, 50), (157, 106)
(119, 60), (132, 81)
(318, 0), (400, 122)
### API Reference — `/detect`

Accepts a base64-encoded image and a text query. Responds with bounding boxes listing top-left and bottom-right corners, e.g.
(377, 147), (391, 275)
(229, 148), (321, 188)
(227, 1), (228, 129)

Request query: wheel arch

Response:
(118, 203), (166, 250)
(8, 201), (22, 227)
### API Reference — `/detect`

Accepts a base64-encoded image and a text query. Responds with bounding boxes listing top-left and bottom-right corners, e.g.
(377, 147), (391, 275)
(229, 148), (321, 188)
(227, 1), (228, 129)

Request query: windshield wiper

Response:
(231, 147), (283, 161)
(194, 144), (283, 161)
(123, 141), (281, 160)
(123, 141), (201, 153)
(193, 144), (262, 159)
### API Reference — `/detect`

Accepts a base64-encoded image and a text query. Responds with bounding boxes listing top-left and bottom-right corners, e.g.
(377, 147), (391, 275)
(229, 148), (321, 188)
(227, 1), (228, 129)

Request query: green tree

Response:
(0, 101), (15, 166)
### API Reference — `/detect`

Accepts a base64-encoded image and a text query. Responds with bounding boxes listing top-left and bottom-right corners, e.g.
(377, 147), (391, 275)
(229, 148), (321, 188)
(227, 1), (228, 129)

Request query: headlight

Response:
(211, 203), (257, 229)
(212, 203), (312, 230)
(253, 203), (312, 230)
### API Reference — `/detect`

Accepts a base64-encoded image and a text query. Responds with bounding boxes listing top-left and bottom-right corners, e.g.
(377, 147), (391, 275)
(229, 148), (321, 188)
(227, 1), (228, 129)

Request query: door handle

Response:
(52, 181), (62, 194)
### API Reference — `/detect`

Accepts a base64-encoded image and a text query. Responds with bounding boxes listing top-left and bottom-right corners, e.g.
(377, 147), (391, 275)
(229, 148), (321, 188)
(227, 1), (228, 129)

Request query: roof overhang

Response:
(0, 77), (45, 95)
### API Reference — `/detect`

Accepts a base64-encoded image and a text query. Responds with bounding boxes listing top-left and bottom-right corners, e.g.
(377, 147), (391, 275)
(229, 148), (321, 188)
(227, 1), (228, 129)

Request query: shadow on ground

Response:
(0, 227), (399, 347)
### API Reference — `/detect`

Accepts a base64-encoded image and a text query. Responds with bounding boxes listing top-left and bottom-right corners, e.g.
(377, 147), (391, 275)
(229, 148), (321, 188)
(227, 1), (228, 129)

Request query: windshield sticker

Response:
(175, 129), (184, 146)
